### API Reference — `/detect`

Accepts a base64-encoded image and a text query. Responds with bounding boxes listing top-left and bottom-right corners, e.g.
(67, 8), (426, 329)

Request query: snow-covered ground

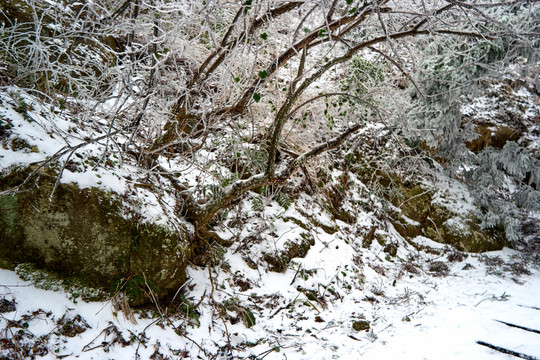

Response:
(2, 86), (540, 359)
(1, 242), (539, 359)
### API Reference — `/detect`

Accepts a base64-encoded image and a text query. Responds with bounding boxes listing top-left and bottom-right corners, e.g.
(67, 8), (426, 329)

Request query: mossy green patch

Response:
(294, 209), (338, 235)
(0, 166), (192, 305)
(263, 231), (315, 272)
(352, 320), (370, 331)
(16, 263), (106, 301)
(395, 187), (507, 252)
(350, 157), (507, 253)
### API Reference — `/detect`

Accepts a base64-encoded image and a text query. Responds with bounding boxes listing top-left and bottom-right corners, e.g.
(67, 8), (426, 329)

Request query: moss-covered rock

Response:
(467, 124), (520, 152)
(383, 243), (398, 257)
(390, 184), (507, 252)
(0, 167), (191, 305)
(439, 216), (506, 253)
(398, 186), (431, 224)
(352, 320), (370, 331)
(428, 261), (450, 276)
(293, 210), (338, 235)
(264, 218), (316, 272)
(287, 232), (316, 259)
(351, 157), (507, 252)
(264, 232), (315, 272)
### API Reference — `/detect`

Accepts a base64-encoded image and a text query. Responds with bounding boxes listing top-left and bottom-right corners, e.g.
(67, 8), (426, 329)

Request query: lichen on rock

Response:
(0, 166), (192, 305)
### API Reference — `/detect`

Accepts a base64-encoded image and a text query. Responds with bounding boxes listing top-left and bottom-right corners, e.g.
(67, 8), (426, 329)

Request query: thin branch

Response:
(231, 4), (377, 113)
(276, 123), (362, 183)
(326, 0), (339, 23)
(367, 46), (426, 97)
(0, 129), (123, 197)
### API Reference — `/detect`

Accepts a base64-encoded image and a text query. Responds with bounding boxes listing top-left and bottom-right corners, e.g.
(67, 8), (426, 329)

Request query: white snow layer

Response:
(1, 245), (539, 360)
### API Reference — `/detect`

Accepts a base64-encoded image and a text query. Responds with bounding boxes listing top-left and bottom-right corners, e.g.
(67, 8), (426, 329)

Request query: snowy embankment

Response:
(0, 87), (180, 226)
(1, 242), (539, 359)
(1, 86), (540, 360)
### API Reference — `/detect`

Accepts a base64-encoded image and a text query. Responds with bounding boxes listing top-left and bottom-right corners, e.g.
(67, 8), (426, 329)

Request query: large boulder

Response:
(0, 167), (192, 305)
(350, 156), (508, 252)
(390, 184), (508, 252)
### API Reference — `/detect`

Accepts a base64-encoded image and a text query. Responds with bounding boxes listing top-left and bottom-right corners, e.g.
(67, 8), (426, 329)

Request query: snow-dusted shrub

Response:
(3, 0), (537, 260)
(398, 3), (540, 242)
(0, 1), (122, 96)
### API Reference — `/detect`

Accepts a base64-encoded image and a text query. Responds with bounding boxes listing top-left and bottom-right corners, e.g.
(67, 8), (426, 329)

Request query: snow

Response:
(0, 88), (100, 186)
(410, 235), (448, 250)
(2, 236), (539, 360)
(0, 91), (69, 168)
(1, 76), (538, 360)
(461, 95), (499, 119)
(0, 87), (180, 225)
(421, 174), (477, 217)
(1, 12), (539, 360)
(363, 255), (540, 359)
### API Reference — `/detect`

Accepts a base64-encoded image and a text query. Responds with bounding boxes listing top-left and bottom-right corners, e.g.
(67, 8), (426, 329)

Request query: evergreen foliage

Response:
(399, 4), (540, 242)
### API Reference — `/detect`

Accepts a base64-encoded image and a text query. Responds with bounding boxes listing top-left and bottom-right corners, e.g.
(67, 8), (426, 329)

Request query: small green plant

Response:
(242, 306), (256, 328)
(9, 92), (33, 121)
(211, 243), (227, 265)
(341, 58), (384, 95)
(115, 275), (158, 303)
(251, 196), (264, 211)
(0, 117), (12, 130)
(14, 98), (29, 114)
(204, 184), (224, 201)
(179, 294), (201, 327)
(275, 192), (291, 210)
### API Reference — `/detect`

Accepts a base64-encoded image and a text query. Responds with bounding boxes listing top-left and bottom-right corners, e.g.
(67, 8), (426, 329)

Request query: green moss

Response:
(178, 293), (201, 327)
(383, 244), (398, 257)
(352, 320), (370, 331)
(350, 157), (507, 253)
(0, 166), (192, 305)
(467, 124), (520, 152)
(375, 233), (387, 246)
(362, 226), (376, 248)
(0, 258), (15, 270)
(0, 194), (20, 237)
(263, 253), (289, 273)
(283, 216), (310, 231)
(441, 219), (506, 252)
(0, 1), (33, 24)
(264, 231), (315, 273)
(287, 232), (315, 258)
(330, 209), (356, 225)
(15, 263), (106, 301)
(121, 275), (158, 304)
(295, 208), (338, 235)
(397, 186), (431, 224)
(10, 138), (32, 151)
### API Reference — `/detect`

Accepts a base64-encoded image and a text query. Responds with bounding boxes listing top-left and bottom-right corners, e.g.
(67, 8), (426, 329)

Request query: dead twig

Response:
(476, 341), (539, 360)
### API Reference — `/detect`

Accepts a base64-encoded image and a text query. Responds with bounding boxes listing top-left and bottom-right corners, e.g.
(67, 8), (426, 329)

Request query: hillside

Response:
(1, 1), (539, 359)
